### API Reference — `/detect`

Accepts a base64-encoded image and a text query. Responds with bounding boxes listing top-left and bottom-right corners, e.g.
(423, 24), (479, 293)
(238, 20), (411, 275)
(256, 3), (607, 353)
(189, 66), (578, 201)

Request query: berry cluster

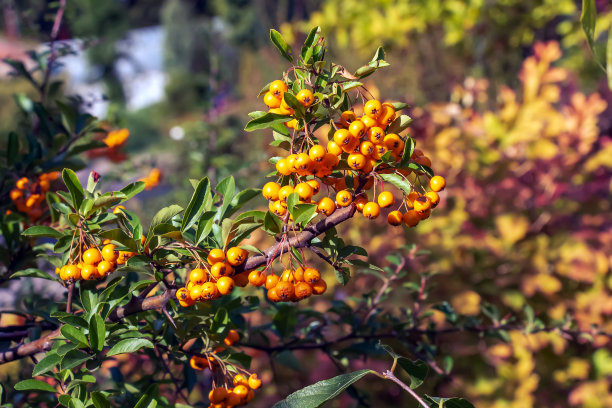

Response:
(187, 330), (263, 407)
(263, 266), (327, 303)
(9, 172), (60, 221)
(176, 247), (251, 306)
(56, 240), (136, 281)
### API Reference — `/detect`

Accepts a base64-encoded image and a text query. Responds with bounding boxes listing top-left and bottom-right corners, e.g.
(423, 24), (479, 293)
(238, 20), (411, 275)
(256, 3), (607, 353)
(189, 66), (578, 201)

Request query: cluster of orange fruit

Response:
(56, 241), (136, 281)
(187, 330), (263, 407)
(176, 247), (251, 306)
(264, 266), (327, 303)
(263, 80), (314, 129)
(262, 179), (320, 218)
(9, 172), (60, 221)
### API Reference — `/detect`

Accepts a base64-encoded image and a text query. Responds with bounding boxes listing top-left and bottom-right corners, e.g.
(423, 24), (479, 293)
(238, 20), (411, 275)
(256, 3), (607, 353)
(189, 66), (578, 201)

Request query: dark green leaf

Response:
(245, 112), (292, 132)
(423, 396), (475, 408)
(397, 358), (428, 389)
(182, 177), (210, 232)
(62, 168), (84, 209)
(270, 29), (293, 62)
(146, 205), (183, 244)
(293, 203), (317, 225)
(60, 350), (91, 370)
(387, 115), (413, 134)
(271, 369), (373, 408)
(89, 314), (106, 352)
(107, 338), (154, 357)
(91, 391), (111, 408)
(22, 226), (63, 238)
(32, 352), (61, 376)
(581, 0), (597, 54)
(379, 173), (412, 195)
(60, 325), (88, 346)
(120, 182), (146, 200)
(14, 379), (57, 393)
(10, 268), (54, 281)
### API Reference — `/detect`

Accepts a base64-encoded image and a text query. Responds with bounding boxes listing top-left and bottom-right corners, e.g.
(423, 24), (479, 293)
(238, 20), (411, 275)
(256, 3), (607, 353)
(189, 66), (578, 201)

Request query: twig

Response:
(364, 257), (406, 321)
(66, 282), (74, 313)
(383, 369), (429, 408)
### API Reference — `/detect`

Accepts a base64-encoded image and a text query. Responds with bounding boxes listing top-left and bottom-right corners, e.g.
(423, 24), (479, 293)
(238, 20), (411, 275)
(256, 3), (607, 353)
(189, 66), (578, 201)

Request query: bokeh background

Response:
(1, 1), (611, 407)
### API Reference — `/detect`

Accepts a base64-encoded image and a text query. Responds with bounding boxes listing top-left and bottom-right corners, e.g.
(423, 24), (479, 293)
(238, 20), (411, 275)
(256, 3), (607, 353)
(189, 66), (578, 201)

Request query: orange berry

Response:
(363, 202), (381, 219)
(294, 153), (312, 171)
(269, 80), (288, 98)
(233, 374), (248, 387)
(303, 267), (321, 284)
(248, 374), (262, 390)
(364, 99), (383, 119)
(265, 274), (279, 290)
(16, 177), (29, 190)
(248, 270), (267, 286)
(293, 267), (305, 281)
(9, 189), (22, 201)
(233, 385), (249, 399)
(276, 158), (292, 176)
(176, 288), (195, 307)
(347, 153), (367, 170)
(317, 197), (336, 216)
(280, 269), (296, 283)
(207, 248), (225, 265)
(189, 268), (206, 284)
(97, 260), (113, 277)
(403, 210), (421, 227)
(360, 141), (375, 156)
(308, 145), (326, 163)
(271, 200), (287, 216)
(224, 329), (239, 346)
(322, 152), (339, 169)
(413, 196), (431, 213)
(264, 91), (281, 108)
(275, 281), (294, 301)
(216, 276), (235, 295)
(81, 264), (98, 280)
(267, 286), (281, 302)
(429, 176), (446, 192)
(379, 103), (396, 126)
(278, 185), (294, 205)
(82, 248), (102, 265)
(209, 387), (228, 404)
(306, 179), (320, 195)
(227, 247), (248, 266)
(354, 194), (368, 212)
(372, 144), (389, 160)
(262, 182), (281, 201)
(383, 133), (404, 152)
(311, 278), (327, 295)
(190, 355), (210, 370)
(377, 191), (395, 208)
(420, 208), (432, 220)
(336, 190), (352, 207)
(333, 129), (352, 146)
(294, 282), (313, 300)
(189, 284), (203, 301)
(425, 191), (440, 207)
(294, 182), (314, 201)
(234, 271), (249, 287)
(360, 115), (378, 130)
(348, 120), (366, 138)
(201, 281), (219, 300)
(101, 244), (117, 262)
(367, 127), (385, 144)
(211, 262), (233, 279)
(327, 140), (342, 156)
(340, 111), (356, 127)
(387, 210), (403, 226)
(296, 89), (314, 107)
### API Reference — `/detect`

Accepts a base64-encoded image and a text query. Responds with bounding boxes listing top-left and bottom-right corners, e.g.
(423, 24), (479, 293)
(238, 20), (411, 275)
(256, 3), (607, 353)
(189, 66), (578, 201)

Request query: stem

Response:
(66, 282), (74, 313)
(383, 369), (429, 408)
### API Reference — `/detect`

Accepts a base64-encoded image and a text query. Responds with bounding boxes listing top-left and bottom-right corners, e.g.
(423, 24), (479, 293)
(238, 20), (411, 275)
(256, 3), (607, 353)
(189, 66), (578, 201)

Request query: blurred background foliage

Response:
(1, 1), (611, 407)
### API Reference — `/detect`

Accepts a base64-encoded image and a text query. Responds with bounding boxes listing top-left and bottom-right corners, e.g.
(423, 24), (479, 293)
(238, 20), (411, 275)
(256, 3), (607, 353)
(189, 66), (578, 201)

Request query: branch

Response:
(383, 369), (429, 408)
(0, 204), (357, 365)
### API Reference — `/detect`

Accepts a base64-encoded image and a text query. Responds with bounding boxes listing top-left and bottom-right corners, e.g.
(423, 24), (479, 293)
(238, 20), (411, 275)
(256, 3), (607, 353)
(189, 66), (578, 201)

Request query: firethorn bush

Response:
(0, 23), (609, 408)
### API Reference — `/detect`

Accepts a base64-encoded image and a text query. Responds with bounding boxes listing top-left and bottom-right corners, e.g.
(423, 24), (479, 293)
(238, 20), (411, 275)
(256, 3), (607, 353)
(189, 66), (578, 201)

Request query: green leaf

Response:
(195, 210), (216, 245)
(286, 193), (300, 217)
(69, 399), (86, 408)
(14, 379), (57, 393)
(264, 211), (282, 235)
(226, 188), (261, 218)
(581, 0), (597, 55)
(397, 358), (428, 389)
(182, 177), (210, 232)
(293, 203), (317, 225)
(423, 396), (475, 408)
(80, 289), (97, 313)
(91, 392), (111, 408)
(146, 205), (183, 244)
(60, 325), (88, 346)
(342, 81), (363, 92)
(120, 182), (146, 200)
(400, 137), (416, 167)
(379, 173), (412, 195)
(370, 46), (385, 62)
(10, 268), (54, 281)
(391, 102), (411, 111)
(62, 168), (84, 210)
(60, 350), (91, 370)
(270, 29), (293, 62)
(32, 352), (62, 376)
(90, 194), (125, 214)
(283, 93), (305, 118)
(271, 369), (373, 408)
(134, 384), (158, 408)
(387, 115), (413, 134)
(22, 226), (63, 238)
(245, 112), (292, 132)
(89, 314), (106, 352)
(209, 308), (229, 334)
(107, 338), (154, 357)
